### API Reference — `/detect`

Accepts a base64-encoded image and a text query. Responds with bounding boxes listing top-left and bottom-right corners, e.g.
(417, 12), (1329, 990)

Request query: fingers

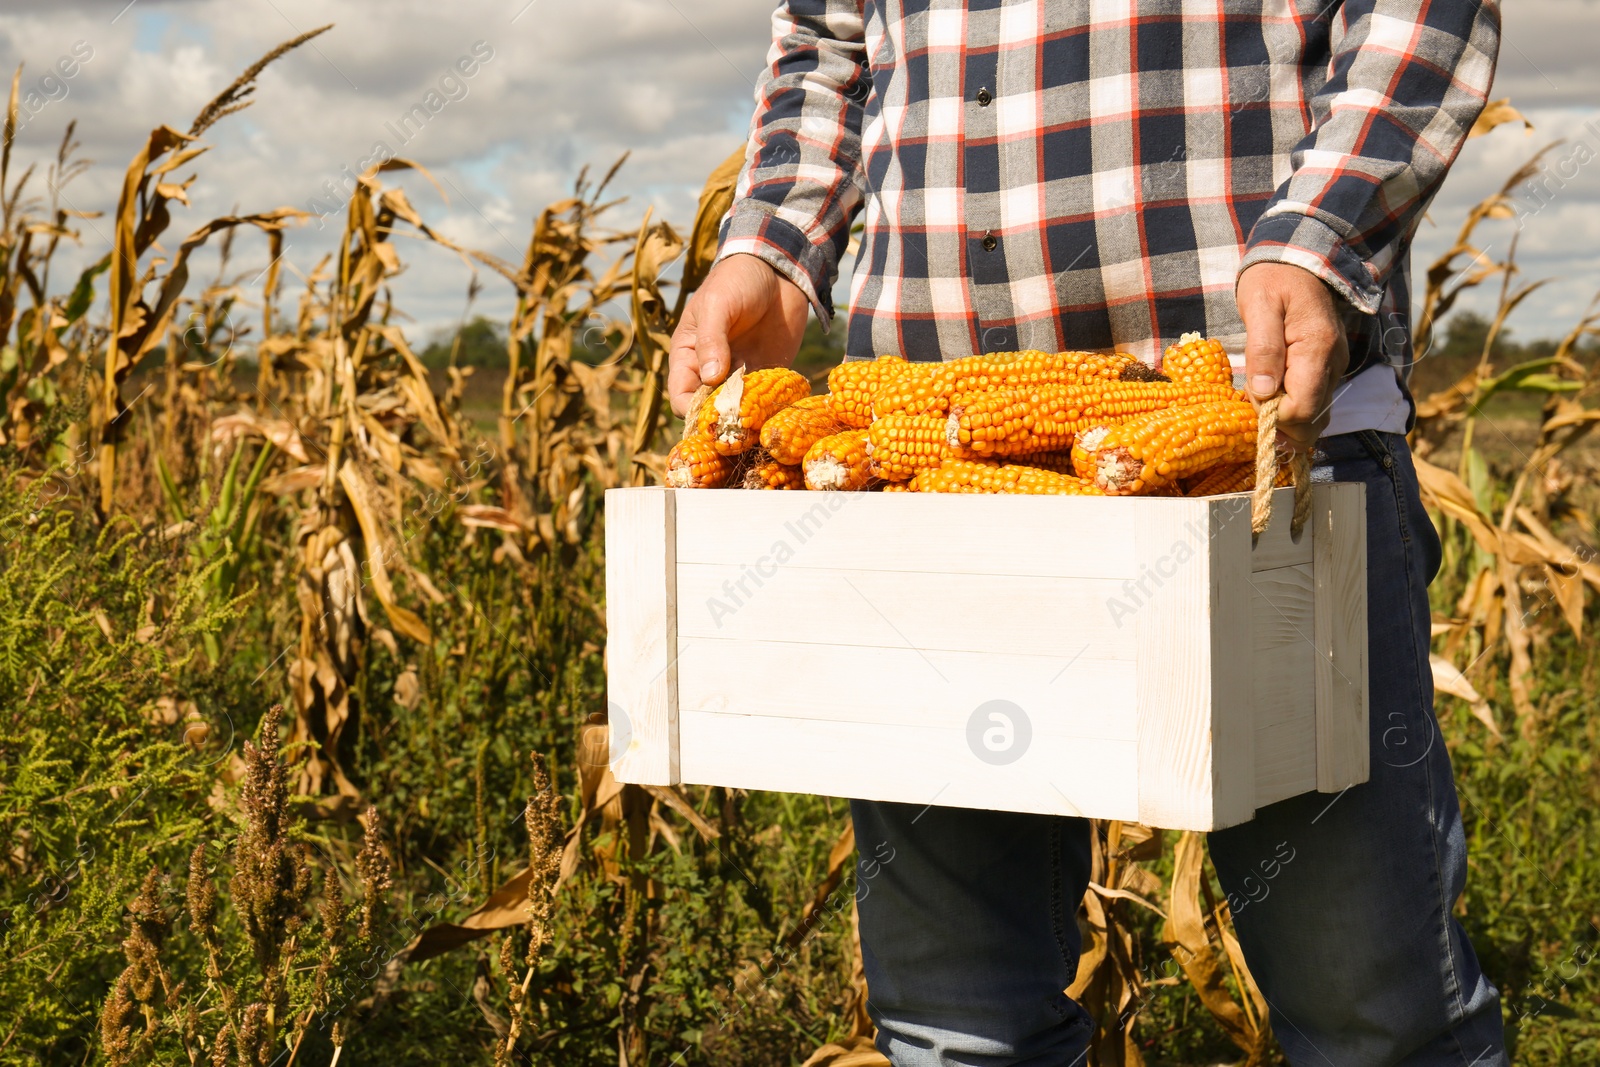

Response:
(693, 291), (734, 385)
(1238, 262), (1347, 452)
(1240, 283), (1288, 403)
(1277, 320), (1343, 449)
(666, 314), (704, 418)
(666, 289), (738, 417)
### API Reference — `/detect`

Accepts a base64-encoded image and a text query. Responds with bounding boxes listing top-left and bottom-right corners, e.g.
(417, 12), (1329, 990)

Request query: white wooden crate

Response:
(604, 483), (1367, 831)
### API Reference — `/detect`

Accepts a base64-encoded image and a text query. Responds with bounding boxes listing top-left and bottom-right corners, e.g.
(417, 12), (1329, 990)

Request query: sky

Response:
(0, 0), (1596, 350)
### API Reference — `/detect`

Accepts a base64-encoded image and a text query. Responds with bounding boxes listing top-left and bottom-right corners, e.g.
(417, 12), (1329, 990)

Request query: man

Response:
(667, 0), (1506, 1063)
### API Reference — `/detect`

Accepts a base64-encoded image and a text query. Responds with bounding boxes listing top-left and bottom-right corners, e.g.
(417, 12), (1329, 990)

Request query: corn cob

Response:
(947, 380), (1237, 456)
(1184, 460), (1293, 497)
(1117, 361), (1172, 383)
(759, 394), (846, 465)
(667, 435), (737, 488)
(803, 428), (874, 491)
(1011, 465), (1105, 496)
(880, 480), (918, 492)
(920, 457), (1105, 495)
(872, 349), (1141, 419)
(1093, 399), (1257, 495)
(1017, 451), (1077, 475)
(696, 366), (812, 455)
(1071, 426), (1111, 480)
(1161, 333), (1235, 387)
(869, 361), (948, 418)
(739, 451), (806, 490)
(867, 414), (951, 481)
(827, 355), (911, 428)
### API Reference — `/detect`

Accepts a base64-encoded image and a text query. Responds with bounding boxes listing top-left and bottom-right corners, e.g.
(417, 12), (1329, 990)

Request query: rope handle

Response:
(1250, 394), (1313, 538)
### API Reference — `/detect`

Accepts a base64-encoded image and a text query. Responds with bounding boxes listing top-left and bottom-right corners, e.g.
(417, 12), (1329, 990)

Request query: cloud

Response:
(0, 0), (1592, 348)
(0, 0), (767, 340)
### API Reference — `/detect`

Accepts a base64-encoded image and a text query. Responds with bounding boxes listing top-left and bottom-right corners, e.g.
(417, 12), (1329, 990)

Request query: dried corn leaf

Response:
(458, 505), (525, 533)
(681, 143), (746, 296)
(1469, 98), (1532, 139)
(1164, 831), (1267, 1062)
(1517, 506), (1600, 593)
(782, 822), (854, 951)
(407, 865), (536, 963)
(338, 460), (432, 645)
(1544, 563), (1585, 636)
(211, 409), (310, 462)
(800, 1037), (889, 1067)
(1431, 653), (1501, 737)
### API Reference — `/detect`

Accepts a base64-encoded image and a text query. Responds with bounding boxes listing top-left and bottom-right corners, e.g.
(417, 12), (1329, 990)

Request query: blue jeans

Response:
(850, 431), (1507, 1066)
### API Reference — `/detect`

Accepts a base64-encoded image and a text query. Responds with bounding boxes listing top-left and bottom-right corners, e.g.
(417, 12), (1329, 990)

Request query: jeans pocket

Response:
(1355, 430), (1412, 544)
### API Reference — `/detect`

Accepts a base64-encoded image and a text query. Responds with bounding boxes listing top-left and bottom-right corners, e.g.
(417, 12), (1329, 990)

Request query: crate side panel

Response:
(1314, 482), (1370, 791)
(1255, 719), (1318, 807)
(1134, 501), (1221, 828)
(674, 490), (1141, 580)
(604, 488), (679, 785)
(677, 563), (1137, 662)
(1246, 487), (1314, 571)
(1208, 497), (1257, 828)
(677, 638), (1138, 740)
(1250, 564), (1316, 727)
(1250, 564), (1317, 806)
(679, 710), (1140, 822)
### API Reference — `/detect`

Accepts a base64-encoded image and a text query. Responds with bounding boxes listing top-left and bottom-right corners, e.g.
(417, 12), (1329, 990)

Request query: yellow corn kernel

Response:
(803, 428), (874, 491)
(667, 435), (736, 489)
(947, 380), (1237, 456)
(696, 367), (812, 455)
(827, 356), (911, 428)
(919, 457), (1104, 495)
(873, 349), (1142, 419)
(866, 414), (951, 481)
(1071, 425), (1111, 480)
(1161, 333), (1235, 387)
(759, 394), (847, 465)
(1184, 460), (1293, 497)
(1093, 399), (1257, 495)
(739, 451), (806, 490)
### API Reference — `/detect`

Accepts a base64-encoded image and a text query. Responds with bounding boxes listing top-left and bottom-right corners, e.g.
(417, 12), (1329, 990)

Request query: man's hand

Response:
(1237, 262), (1350, 451)
(668, 254), (811, 416)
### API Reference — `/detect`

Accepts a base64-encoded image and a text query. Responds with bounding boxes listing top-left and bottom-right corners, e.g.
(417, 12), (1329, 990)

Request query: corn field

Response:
(0, 34), (1597, 1067)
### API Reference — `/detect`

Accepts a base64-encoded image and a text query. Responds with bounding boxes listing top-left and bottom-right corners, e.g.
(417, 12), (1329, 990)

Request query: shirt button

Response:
(982, 232), (998, 252)
(976, 87), (992, 106)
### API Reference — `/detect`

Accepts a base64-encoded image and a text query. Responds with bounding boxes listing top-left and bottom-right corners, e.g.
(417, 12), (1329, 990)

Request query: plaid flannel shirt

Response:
(717, 0), (1500, 392)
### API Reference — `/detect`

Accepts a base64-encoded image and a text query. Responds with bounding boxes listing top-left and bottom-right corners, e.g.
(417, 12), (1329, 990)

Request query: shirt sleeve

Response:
(1238, 0), (1502, 314)
(715, 0), (870, 328)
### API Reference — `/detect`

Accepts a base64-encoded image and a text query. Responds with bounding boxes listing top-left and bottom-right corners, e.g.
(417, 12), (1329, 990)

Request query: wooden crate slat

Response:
(1250, 563), (1318, 807)
(1314, 482), (1370, 791)
(1209, 496), (1259, 828)
(679, 710), (1140, 821)
(604, 487), (679, 785)
(1245, 486), (1315, 571)
(677, 562), (1137, 662)
(1133, 498), (1252, 829)
(674, 490), (1142, 580)
(676, 637), (1139, 740)
(1250, 564), (1317, 726)
(1255, 718), (1319, 807)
